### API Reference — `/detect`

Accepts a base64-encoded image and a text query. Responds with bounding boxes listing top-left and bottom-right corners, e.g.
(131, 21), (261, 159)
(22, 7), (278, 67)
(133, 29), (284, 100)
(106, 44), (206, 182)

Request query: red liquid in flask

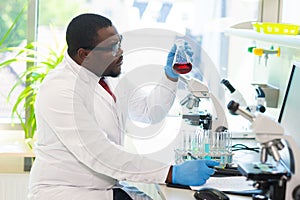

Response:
(173, 62), (192, 74)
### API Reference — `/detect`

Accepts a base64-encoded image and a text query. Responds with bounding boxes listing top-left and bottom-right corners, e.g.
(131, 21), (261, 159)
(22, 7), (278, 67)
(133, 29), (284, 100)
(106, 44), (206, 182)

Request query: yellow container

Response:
(252, 22), (299, 35)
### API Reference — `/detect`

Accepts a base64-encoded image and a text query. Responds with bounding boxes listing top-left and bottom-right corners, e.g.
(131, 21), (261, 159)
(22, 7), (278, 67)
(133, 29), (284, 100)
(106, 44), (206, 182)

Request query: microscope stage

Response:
(238, 162), (291, 181)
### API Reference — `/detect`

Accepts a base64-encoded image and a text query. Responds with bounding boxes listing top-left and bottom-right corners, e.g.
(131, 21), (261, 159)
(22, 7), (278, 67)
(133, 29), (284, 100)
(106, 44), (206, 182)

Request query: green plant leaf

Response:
(7, 79), (24, 102)
(26, 106), (36, 139)
(2, 35), (66, 140)
(0, 6), (27, 47)
(0, 58), (19, 68)
(11, 86), (34, 118)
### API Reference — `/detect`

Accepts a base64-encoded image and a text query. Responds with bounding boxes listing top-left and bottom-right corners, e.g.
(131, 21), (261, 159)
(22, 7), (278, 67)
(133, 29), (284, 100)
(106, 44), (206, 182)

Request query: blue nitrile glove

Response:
(172, 159), (219, 186)
(164, 42), (194, 79)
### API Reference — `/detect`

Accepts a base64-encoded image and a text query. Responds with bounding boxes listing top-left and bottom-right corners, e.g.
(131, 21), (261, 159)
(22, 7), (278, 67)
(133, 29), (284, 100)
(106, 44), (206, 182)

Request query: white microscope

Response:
(228, 100), (300, 200)
(176, 74), (231, 166)
(179, 74), (228, 132)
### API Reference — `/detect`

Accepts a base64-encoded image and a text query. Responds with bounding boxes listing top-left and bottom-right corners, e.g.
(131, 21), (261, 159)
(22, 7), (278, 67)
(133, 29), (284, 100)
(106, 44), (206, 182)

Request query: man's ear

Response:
(77, 48), (89, 62)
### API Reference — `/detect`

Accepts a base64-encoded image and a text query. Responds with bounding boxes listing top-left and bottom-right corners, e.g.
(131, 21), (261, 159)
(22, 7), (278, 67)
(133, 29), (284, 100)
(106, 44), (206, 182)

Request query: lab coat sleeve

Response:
(127, 74), (178, 124)
(36, 78), (170, 184)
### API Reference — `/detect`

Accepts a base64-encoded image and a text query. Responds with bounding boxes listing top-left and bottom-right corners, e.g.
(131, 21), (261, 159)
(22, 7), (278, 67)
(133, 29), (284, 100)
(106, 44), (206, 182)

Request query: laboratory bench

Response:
(158, 138), (260, 200)
(160, 184), (252, 200)
(125, 138), (260, 200)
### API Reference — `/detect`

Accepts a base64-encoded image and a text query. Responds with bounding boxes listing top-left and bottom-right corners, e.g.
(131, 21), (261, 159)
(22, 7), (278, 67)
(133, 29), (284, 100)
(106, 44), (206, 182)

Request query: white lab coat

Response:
(28, 53), (178, 200)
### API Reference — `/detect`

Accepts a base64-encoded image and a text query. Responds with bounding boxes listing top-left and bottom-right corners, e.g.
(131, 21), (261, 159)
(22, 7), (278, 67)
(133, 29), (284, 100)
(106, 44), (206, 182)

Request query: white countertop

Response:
(160, 185), (251, 200)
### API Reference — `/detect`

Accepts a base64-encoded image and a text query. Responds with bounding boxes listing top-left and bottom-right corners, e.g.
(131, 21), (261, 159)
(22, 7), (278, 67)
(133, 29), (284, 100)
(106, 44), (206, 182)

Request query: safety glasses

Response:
(84, 34), (122, 57)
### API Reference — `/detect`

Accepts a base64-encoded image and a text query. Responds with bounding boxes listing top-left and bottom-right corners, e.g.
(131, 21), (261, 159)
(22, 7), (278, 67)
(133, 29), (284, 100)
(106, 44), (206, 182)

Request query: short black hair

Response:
(66, 13), (112, 57)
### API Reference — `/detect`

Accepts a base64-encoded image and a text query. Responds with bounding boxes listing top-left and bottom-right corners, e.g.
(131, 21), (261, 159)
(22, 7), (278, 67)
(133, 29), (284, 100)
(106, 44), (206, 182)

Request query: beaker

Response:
(172, 39), (192, 74)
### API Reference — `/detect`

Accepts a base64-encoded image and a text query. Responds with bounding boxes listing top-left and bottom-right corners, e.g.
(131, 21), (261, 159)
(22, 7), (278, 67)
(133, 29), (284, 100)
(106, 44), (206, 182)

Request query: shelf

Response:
(225, 28), (300, 49)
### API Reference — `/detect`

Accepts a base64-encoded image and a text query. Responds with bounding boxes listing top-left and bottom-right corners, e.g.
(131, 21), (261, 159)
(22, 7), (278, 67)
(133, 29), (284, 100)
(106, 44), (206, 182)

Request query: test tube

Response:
(189, 126), (199, 157)
(203, 129), (212, 160)
(174, 129), (193, 163)
(196, 129), (232, 166)
(213, 130), (232, 167)
(174, 126), (232, 166)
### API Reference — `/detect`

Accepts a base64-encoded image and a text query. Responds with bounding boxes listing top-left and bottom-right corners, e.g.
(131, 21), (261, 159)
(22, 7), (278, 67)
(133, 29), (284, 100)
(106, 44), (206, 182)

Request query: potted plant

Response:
(0, 43), (66, 146)
(0, 9), (66, 147)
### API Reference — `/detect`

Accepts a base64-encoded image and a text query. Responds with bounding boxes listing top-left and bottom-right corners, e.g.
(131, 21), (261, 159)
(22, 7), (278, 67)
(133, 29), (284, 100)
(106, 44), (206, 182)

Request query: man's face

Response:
(82, 26), (123, 77)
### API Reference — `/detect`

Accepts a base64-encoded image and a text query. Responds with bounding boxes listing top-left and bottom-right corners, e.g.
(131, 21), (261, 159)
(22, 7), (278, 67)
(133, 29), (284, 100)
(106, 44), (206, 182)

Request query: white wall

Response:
(227, 36), (300, 119)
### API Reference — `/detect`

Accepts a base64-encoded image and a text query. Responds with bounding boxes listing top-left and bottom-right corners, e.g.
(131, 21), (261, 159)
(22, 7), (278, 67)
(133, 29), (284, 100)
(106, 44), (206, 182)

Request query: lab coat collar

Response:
(64, 52), (101, 84)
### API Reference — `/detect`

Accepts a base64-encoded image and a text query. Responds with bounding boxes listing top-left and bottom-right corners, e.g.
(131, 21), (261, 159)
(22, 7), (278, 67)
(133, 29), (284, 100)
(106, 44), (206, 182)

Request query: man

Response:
(28, 13), (218, 200)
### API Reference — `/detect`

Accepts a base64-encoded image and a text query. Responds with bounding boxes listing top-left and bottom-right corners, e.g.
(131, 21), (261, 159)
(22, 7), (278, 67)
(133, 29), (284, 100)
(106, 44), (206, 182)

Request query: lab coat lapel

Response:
(93, 84), (123, 145)
(65, 54), (122, 144)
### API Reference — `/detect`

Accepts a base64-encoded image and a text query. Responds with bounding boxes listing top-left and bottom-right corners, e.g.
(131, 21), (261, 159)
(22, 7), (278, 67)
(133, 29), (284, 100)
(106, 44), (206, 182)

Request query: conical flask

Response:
(172, 39), (192, 74)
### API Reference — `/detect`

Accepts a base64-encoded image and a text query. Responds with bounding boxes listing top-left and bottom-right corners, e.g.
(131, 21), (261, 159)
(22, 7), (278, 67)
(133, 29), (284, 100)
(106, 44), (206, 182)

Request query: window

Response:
(1, 0), (267, 132)
(0, 1), (28, 126)
(282, 0), (300, 24)
(37, 0), (260, 93)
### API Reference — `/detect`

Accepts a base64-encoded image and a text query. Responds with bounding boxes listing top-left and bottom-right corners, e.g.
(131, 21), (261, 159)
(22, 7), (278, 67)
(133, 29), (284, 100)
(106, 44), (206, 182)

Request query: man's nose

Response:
(115, 47), (123, 56)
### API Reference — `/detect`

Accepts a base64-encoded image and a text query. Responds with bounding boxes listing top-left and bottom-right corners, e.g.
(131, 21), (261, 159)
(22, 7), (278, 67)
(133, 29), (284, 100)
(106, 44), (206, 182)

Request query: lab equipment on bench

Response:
(227, 100), (300, 200)
(246, 85), (266, 114)
(278, 62), (300, 151)
(221, 78), (247, 107)
(221, 78), (266, 114)
(179, 74), (228, 132)
(175, 75), (232, 167)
